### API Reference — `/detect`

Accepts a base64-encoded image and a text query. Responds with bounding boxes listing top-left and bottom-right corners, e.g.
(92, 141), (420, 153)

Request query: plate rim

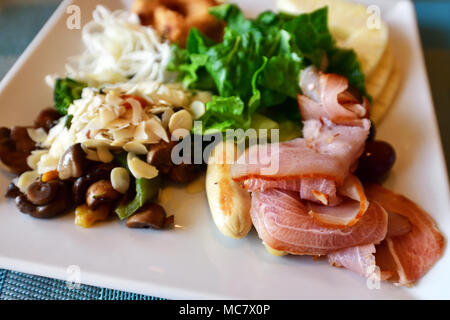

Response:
(0, 0), (449, 300)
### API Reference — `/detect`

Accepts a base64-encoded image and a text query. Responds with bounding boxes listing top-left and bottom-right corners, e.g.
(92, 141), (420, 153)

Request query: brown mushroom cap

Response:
(86, 179), (120, 210)
(10, 126), (36, 153)
(126, 203), (169, 229)
(72, 163), (117, 205)
(5, 183), (21, 199)
(15, 181), (71, 219)
(0, 127), (32, 174)
(147, 140), (177, 174)
(57, 143), (86, 180)
(34, 108), (61, 132)
(26, 180), (60, 205)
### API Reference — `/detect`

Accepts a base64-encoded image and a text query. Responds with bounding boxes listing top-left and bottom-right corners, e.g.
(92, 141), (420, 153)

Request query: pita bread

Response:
(371, 65), (402, 124)
(366, 44), (394, 99)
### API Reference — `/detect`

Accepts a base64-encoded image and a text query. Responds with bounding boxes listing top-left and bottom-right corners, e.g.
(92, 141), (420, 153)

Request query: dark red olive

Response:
(367, 121), (376, 141)
(355, 140), (396, 183)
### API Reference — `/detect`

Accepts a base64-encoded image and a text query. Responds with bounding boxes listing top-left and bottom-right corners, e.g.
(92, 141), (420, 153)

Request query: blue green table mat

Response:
(0, 0), (449, 300)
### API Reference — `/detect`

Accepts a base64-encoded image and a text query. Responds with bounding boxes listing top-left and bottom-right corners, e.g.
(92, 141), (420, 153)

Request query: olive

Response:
(26, 180), (59, 205)
(367, 121), (376, 141)
(355, 140), (396, 183)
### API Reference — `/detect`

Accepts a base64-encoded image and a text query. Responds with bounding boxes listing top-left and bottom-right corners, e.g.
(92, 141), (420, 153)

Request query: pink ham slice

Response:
(366, 184), (444, 286)
(298, 66), (370, 125)
(327, 185), (444, 286)
(250, 189), (388, 255)
(232, 119), (370, 225)
(328, 244), (378, 278)
(232, 119), (370, 193)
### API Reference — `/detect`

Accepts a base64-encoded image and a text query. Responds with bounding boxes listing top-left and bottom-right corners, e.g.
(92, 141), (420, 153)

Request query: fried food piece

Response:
(132, 0), (224, 47)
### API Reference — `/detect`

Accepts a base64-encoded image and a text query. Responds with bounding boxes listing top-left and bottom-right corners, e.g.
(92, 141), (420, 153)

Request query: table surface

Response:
(0, 0), (449, 300)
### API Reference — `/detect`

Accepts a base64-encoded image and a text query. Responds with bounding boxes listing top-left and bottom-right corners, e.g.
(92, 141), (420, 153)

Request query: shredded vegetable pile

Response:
(66, 6), (174, 85)
(169, 4), (367, 137)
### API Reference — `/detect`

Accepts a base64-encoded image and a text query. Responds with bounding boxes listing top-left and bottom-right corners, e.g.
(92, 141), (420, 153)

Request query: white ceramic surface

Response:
(0, 0), (449, 299)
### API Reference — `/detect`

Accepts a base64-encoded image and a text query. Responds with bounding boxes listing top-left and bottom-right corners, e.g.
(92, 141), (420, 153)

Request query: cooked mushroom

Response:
(72, 163), (116, 205)
(10, 126), (36, 153)
(168, 162), (201, 184)
(15, 181), (71, 219)
(0, 126), (34, 174)
(86, 179), (120, 210)
(5, 183), (21, 198)
(147, 140), (177, 174)
(126, 202), (172, 229)
(26, 180), (60, 205)
(34, 108), (61, 132)
(0, 127), (11, 142)
(57, 143), (86, 180)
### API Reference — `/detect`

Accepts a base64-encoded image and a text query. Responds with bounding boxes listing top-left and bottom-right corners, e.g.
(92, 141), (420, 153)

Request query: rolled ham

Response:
(298, 66), (370, 125)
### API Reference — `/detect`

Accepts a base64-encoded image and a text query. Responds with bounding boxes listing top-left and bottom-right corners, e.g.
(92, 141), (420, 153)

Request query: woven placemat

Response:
(0, 269), (162, 300)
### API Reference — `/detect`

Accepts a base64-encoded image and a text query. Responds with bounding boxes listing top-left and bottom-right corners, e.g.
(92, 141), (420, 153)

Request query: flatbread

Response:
(366, 44), (394, 99)
(370, 65), (402, 124)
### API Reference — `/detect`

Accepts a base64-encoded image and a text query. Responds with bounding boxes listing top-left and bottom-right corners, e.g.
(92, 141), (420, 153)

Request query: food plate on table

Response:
(0, 0), (449, 299)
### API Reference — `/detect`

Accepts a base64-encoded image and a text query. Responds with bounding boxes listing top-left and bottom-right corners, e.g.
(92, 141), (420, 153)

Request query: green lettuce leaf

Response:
(170, 4), (368, 134)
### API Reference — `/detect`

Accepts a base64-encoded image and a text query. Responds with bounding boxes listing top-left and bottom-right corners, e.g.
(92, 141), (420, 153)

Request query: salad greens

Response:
(54, 77), (87, 115)
(169, 4), (367, 135)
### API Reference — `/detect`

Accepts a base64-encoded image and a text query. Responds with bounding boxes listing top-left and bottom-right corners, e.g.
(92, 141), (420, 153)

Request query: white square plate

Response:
(0, 0), (449, 299)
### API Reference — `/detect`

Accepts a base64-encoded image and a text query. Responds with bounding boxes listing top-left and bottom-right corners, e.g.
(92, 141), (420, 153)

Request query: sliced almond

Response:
(190, 100), (206, 119)
(147, 118), (169, 142)
(97, 146), (114, 163)
(127, 152), (159, 179)
(110, 167), (130, 194)
(85, 148), (100, 162)
(161, 108), (174, 129)
(27, 150), (48, 170)
(168, 110), (193, 139)
(83, 139), (109, 149)
(123, 141), (148, 155)
(27, 128), (48, 144)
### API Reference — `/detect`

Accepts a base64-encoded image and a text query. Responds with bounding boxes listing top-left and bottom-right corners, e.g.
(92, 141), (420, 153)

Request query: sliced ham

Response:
(250, 189), (388, 255)
(366, 184), (444, 286)
(327, 185), (444, 286)
(328, 244), (378, 278)
(232, 119), (370, 188)
(298, 66), (370, 125)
